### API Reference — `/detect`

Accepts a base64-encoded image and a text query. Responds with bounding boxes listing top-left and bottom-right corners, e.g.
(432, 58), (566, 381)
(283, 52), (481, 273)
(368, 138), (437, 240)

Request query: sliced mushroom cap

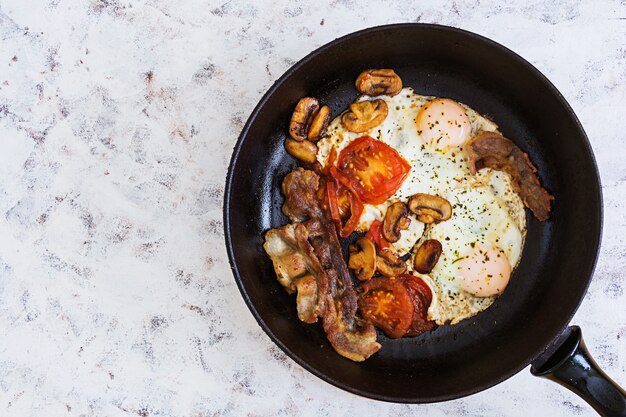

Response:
(348, 238), (376, 281)
(376, 248), (407, 277)
(341, 99), (388, 133)
(407, 193), (452, 224)
(413, 239), (443, 274)
(285, 138), (318, 163)
(382, 202), (411, 243)
(307, 105), (331, 142)
(355, 69), (403, 97)
(289, 97), (320, 141)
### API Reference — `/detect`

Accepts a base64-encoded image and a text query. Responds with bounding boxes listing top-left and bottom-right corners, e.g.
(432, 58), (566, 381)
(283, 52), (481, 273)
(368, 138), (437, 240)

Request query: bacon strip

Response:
(264, 168), (380, 361)
(466, 132), (554, 221)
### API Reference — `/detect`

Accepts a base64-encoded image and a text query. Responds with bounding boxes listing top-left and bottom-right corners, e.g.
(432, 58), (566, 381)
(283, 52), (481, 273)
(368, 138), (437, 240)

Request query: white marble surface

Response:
(0, 0), (625, 416)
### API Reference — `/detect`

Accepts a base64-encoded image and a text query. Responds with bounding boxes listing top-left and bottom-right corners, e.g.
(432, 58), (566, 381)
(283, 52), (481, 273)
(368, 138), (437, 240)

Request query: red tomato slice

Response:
(332, 136), (411, 205)
(358, 277), (414, 339)
(322, 146), (338, 175)
(399, 274), (437, 337)
(401, 274), (432, 306)
(326, 179), (364, 238)
(365, 219), (391, 251)
(327, 180), (341, 222)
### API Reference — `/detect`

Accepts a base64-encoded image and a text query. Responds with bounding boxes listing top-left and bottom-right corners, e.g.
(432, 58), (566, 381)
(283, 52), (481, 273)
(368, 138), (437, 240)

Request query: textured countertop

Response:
(1, 1), (625, 416)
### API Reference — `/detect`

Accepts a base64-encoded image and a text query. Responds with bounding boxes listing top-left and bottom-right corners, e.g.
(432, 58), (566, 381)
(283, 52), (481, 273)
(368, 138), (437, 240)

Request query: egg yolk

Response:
(416, 98), (471, 150)
(456, 242), (511, 297)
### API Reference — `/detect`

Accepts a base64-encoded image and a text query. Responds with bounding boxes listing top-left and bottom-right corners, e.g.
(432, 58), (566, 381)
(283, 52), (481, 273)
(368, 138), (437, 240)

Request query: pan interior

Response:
(224, 24), (601, 402)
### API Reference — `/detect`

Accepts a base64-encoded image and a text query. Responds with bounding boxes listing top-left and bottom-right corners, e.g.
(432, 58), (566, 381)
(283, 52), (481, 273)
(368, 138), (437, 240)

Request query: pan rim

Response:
(223, 22), (603, 403)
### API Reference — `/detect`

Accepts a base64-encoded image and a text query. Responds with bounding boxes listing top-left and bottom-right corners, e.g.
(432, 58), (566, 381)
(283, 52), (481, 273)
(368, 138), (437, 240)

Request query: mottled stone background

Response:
(0, 0), (624, 416)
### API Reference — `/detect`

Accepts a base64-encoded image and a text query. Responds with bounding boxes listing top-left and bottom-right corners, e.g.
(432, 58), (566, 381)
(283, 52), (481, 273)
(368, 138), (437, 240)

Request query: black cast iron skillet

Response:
(224, 24), (626, 415)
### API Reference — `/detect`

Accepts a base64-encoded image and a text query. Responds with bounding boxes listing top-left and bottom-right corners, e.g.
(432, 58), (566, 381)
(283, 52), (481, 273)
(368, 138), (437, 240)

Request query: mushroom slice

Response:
(413, 239), (443, 274)
(382, 202), (411, 243)
(285, 138), (318, 163)
(341, 99), (388, 133)
(376, 249), (407, 277)
(355, 69), (403, 97)
(307, 105), (331, 142)
(407, 193), (453, 224)
(348, 238), (376, 281)
(289, 97), (320, 141)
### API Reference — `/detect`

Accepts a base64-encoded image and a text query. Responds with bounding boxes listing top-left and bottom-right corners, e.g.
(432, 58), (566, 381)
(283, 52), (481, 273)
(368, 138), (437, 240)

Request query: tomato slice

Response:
(401, 274), (432, 306)
(332, 136), (411, 205)
(322, 146), (338, 175)
(358, 277), (414, 339)
(327, 180), (341, 222)
(365, 219), (391, 251)
(399, 274), (437, 336)
(326, 179), (364, 238)
(342, 191), (363, 237)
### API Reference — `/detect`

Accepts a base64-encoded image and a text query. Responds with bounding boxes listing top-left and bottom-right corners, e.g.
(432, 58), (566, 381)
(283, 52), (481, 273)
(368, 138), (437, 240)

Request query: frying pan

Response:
(224, 24), (626, 415)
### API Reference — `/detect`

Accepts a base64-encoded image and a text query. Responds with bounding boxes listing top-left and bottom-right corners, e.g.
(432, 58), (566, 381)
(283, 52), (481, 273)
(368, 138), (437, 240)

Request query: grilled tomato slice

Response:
(358, 276), (414, 338)
(331, 136), (411, 205)
(365, 219), (391, 251)
(399, 274), (437, 336)
(327, 180), (364, 238)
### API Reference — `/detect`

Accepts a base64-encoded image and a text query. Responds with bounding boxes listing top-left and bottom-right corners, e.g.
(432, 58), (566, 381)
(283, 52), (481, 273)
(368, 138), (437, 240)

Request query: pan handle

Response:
(530, 326), (626, 417)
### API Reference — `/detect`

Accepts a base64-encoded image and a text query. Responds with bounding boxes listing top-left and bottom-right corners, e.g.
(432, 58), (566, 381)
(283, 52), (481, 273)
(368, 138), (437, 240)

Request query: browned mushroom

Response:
(289, 97), (320, 141)
(285, 138), (318, 163)
(413, 239), (443, 274)
(407, 193), (453, 224)
(382, 202), (411, 243)
(307, 105), (331, 142)
(355, 69), (403, 97)
(341, 99), (388, 133)
(376, 249), (407, 277)
(348, 238), (376, 281)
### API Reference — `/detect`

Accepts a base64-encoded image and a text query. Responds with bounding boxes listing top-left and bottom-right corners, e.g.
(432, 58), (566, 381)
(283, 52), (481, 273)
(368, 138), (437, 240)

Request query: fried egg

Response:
(419, 174), (525, 324)
(317, 87), (526, 324)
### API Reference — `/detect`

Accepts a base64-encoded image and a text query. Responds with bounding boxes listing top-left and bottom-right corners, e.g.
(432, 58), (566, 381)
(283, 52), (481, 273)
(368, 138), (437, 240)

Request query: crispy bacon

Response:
(264, 224), (323, 323)
(264, 168), (380, 361)
(466, 131), (554, 221)
(281, 168), (323, 221)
